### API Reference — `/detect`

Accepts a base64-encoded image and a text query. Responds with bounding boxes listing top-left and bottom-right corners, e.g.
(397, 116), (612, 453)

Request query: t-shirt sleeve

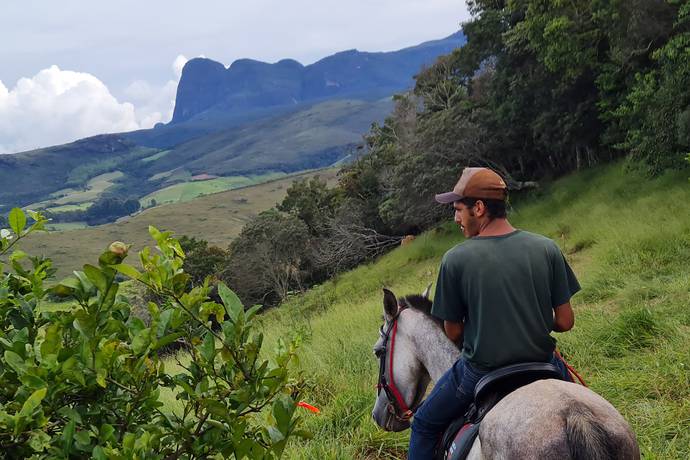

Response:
(431, 254), (465, 322)
(550, 245), (581, 308)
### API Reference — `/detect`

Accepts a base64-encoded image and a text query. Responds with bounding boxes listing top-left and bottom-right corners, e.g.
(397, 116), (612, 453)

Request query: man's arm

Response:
(444, 320), (464, 344)
(553, 302), (575, 332)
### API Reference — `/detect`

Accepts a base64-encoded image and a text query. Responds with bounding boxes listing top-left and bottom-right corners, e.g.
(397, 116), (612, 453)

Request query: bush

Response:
(0, 208), (308, 458)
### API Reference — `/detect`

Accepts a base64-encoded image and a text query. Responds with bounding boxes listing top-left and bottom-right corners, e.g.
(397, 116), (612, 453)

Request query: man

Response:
(408, 167), (580, 459)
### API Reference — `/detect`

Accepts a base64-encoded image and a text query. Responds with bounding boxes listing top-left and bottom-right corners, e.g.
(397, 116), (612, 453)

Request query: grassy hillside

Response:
(253, 163), (689, 459)
(162, 98), (392, 176)
(138, 171), (290, 206)
(1, 98), (390, 213)
(21, 169), (338, 278)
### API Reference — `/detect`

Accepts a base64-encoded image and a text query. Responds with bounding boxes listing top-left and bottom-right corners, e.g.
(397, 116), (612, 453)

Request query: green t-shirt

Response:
(431, 230), (581, 370)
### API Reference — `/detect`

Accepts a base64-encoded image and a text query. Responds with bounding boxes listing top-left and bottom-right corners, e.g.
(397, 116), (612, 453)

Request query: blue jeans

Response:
(408, 354), (571, 459)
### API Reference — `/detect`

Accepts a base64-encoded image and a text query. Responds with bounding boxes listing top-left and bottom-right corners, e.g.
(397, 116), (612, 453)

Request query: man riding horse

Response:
(408, 167), (580, 459)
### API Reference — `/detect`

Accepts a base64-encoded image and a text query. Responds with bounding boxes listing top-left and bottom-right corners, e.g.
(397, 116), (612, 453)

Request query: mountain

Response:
(171, 32), (465, 123)
(1, 32), (465, 216)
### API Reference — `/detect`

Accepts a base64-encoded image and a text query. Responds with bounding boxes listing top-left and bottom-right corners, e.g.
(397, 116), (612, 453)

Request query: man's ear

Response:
(474, 199), (487, 217)
(422, 282), (433, 299)
(382, 288), (398, 320)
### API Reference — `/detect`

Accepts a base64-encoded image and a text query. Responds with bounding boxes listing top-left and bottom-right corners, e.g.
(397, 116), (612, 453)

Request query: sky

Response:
(0, 0), (470, 154)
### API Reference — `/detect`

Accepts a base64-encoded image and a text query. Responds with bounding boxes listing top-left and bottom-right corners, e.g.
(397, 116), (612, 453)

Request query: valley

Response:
(20, 168), (338, 277)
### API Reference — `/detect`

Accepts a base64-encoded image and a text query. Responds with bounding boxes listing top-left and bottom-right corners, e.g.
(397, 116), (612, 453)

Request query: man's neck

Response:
(477, 218), (515, 237)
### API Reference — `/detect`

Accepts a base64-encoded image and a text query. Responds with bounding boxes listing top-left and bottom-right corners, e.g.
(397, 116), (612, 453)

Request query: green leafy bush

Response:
(0, 208), (307, 458)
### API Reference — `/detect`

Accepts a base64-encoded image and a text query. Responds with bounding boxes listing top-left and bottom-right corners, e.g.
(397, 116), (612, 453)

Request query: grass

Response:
(248, 162), (690, 459)
(138, 171), (290, 206)
(20, 169), (338, 278)
(28, 171), (124, 210)
(44, 222), (89, 232)
(141, 149), (172, 163)
(43, 203), (93, 213)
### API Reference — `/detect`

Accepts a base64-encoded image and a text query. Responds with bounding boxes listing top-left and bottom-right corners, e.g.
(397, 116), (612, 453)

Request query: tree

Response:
(224, 210), (313, 306)
(277, 176), (342, 235)
(615, 0), (690, 171)
(179, 236), (228, 286)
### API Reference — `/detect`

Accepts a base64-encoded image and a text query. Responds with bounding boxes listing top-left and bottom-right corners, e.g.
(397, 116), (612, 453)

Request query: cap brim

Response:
(434, 192), (462, 204)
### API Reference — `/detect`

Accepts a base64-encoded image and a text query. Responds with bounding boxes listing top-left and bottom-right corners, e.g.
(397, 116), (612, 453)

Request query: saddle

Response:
(439, 362), (563, 460)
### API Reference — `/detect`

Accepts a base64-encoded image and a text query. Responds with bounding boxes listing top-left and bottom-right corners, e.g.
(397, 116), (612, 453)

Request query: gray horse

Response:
(372, 287), (640, 459)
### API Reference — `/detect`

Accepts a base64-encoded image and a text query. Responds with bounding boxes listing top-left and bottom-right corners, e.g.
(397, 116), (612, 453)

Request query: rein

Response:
(376, 304), (415, 421)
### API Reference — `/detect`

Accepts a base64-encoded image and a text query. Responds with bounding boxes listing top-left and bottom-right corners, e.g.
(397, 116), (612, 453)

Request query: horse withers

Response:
(371, 288), (640, 459)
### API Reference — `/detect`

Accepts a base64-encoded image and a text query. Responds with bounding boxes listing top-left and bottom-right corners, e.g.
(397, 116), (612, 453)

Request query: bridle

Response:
(375, 303), (418, 422)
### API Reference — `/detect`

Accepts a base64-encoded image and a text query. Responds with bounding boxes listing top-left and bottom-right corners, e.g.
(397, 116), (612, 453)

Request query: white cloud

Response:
(0, 55), (189, 154)
(173, 54), (188, 80)
(122, 54), (188, 129)
(0, 65), (139, 154)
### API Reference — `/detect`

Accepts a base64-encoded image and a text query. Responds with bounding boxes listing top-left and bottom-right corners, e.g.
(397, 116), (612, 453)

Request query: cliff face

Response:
(171, 32), (465, 123)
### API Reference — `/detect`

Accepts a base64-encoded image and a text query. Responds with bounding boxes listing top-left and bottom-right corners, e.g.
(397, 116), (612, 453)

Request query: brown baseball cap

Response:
(435, 167), (507, 204)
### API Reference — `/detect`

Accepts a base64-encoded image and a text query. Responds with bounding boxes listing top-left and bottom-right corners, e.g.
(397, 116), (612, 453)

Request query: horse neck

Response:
(401, 309), (461, 382)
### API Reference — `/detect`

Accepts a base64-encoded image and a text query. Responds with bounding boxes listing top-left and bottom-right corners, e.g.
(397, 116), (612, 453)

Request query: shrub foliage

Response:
(0, 209), (307, 459)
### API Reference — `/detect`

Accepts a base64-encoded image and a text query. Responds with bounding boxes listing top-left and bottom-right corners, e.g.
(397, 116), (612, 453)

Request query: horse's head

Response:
(371, 285), (433, 432)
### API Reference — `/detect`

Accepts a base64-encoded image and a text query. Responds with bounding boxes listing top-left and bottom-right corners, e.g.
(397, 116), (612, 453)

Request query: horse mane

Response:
(399, 294), (442, 326)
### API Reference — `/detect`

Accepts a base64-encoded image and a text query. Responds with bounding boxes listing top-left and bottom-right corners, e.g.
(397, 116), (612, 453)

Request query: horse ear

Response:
(382, 288), (398, 319)
(422, 282), (433, 299)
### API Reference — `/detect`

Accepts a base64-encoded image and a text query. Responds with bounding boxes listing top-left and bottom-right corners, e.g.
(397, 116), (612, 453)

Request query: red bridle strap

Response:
(387, 319), (412, 415)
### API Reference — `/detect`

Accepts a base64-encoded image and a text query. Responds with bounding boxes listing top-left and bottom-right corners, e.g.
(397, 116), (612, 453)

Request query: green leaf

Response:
(92, 446), (107, 460)
(246, 304), (263, 321)
(152, 332), (184, 351)
(73, 310), (96, 339)
(99, 424), (115, 442)
(9, 249), (27, 262)
(131, 328), (151, 354)
(4, 350), (27, 374)
(19, 387), (47, 418)
(272, 395), (295, 436)
(40, 323), (62, 359)
(9, 208), (27, 235)
(74, 430), (91, 447)
(73, 270), (95, 294)
(112, 263), (142, 280)
(200, 399), (228, 419)
(28, 430), (51, 452)
(62, 417), (76, 455)
(96, 367), (107, 388)
(58, 276), (82, 291)
(217, 282), (244, 323)
(123, 432), (136, 451)
(35, 302), (75, 313)
(200, 333), (215, 361)
(157, 309), (174, 336)
(83, 264), (107, 293)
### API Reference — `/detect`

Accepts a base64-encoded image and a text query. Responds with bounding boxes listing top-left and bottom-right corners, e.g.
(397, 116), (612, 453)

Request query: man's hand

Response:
(444, 320), (464, 344)
(553, 302), (575, 332)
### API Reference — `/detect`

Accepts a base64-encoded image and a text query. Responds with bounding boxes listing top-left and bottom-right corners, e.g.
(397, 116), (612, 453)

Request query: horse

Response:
(371, 287), (640, 459)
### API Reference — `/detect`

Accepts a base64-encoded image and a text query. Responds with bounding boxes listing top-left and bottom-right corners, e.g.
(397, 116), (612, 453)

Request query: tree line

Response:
(179, 0), (689, 308)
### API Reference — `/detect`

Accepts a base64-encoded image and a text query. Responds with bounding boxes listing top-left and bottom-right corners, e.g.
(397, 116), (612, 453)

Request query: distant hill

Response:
(1, 32), (465, 216)
(19, 169), (339, 278)
(171, 32), (465, 123)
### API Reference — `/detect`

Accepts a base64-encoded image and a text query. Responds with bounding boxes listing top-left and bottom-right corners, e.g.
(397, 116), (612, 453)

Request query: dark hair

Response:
(458, 197), (507, 219)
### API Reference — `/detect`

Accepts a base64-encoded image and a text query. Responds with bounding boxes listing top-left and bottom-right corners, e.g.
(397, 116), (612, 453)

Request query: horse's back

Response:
(477, 379), (640, 460)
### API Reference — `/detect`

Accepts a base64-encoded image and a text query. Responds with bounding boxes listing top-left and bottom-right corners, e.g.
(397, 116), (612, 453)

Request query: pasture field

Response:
(251, 163), (689, 459)
(139, 171), (290, 206)
(28, 170), (124, 211)
(20, 168), (338, 278)
(140, 149), (172, 163)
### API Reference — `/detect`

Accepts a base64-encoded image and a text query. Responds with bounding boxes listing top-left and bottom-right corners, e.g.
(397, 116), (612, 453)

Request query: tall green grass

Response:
(253, 162), (690, 459)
